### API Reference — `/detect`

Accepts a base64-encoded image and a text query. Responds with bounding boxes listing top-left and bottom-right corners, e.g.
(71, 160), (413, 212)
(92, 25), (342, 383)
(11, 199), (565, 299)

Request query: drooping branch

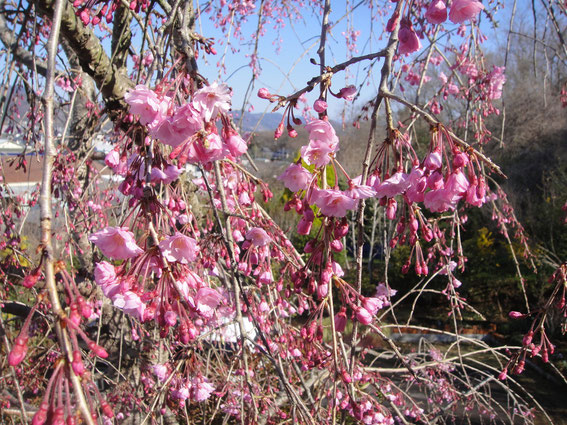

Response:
(41, 0), (96, 422)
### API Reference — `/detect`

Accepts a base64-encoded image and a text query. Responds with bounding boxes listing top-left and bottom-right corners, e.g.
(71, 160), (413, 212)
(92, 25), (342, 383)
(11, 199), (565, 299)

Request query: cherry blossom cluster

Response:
(392, 0), (485, 56)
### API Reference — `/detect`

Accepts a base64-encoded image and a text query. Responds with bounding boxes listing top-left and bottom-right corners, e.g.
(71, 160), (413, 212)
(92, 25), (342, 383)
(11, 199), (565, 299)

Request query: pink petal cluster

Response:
(194, 287), (222, 319)
(245, 227), (271, 247)
(449, 0), (484, 23)
(151, 165), (182, 184)
(152, 103), (203, 148)
(424, 170), (470, 212)
(89, 227), (144, 260)
(94, 262), (146, 320)
(278, 163), (312, 192)
(311, 188), (357, 218)
(192, 82), (231, 122)
(124, 85), (170, 129)
(300, 119), (339, 168)
(159, 233), (199, 264)
(374, 172), (410, 198)
(398, 20), (421, 55)
(487, 66), (506, 100)
(425, 0), (447, 24)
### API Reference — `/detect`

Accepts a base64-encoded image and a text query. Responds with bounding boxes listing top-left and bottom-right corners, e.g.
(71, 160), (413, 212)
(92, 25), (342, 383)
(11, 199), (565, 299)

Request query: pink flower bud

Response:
(334, 307), (347, 332)
(8, 339), (28, 366)
(522, 331), (533, 347)
(274, 122), (284, 139)
(297, 216), (313, 235)
(330, 239), (343, 252)
(101, 401), (114, 418)
(52, 407), (65, 425)
(72, 350), (85, 376)
(32, 402), (49, 425)
(508, 311), (524, 319)
(386, 198), (397, 220)
(452, 151), (469, 168)
(355, 307), (373, 325)
(386, 11), (400, 32)
(337, 85), (357, 101)
(79, 9), (90, 26)
(287, 127), (298, 138)
(88, 341), (109, 358)
(498, 369), (507, 380)
(314, 99), (328, 113)
(22, 268), (41, 288)
(334, 218), (349, 239)
(257, 88), (271, 99)
(513, 360), (525, 374)
(424, 150), (442, 171)
(317, 283), (329, 299)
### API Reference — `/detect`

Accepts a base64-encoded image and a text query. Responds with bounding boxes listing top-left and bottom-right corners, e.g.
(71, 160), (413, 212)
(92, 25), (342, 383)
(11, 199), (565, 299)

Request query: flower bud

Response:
(330, 239), (343, 252)
(334, 218), (349, 239)
(355, 307), (373, 325)
(508, 311), (524, 319)
(88, 341), (109, 359)
(72, 351), (85, 376)
(32, 402), (49, 425)
(314, 99), (328, 113)
(334, 307), (347, 333)
(257, 88), (271, 99)
(101, 401), (114, 418)
(8, 339), (28, 366)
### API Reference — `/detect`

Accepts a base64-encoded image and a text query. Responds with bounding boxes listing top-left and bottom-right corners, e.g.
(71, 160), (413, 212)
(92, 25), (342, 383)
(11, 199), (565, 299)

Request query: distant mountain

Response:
(230, 111), (284, 133)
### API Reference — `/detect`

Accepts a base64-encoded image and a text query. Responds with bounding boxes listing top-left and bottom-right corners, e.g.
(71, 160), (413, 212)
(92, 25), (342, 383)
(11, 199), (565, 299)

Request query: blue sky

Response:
(192, 0), (521, 119)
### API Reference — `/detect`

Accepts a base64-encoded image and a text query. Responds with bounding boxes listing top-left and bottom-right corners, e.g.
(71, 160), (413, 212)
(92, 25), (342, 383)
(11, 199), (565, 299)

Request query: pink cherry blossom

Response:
(191, 377), (215, 402)
(192, 82), (231, 122)
(425, 0), (447, 24)
(94, 261), (117, 288)
(153, 103), (203, 147)
(152, 364), (168, 382)
(300, 140), (335, 168)
(355, 307), (373, 325)
(187, 132), (226, 164)
(362, 297), (384, 315)
(278, 163), (312, 192)
(194, 287), (222, 318)
(159, 233), (199, 264)
(449, 0), (484, 24)
(313, 99), (328, 113)
(311, 188), (357, 217)
(224, 132), (248, 157)
(487, 66), (506, 100)
(305, 119), (339, 149)
(374, 172), (410, 198)
(345, 177), (377, 199)
(113, 291), (145, 320)
(89, 227), (144, 260)
(150, 165), (182, 184)
(398, 20), (421, 55)
(405, 167), (427, 203)
(245, 227), (271, 247)
(124, 85), (170, 129)
(337, 85), (357, 101)
(424, 150), (442, 171)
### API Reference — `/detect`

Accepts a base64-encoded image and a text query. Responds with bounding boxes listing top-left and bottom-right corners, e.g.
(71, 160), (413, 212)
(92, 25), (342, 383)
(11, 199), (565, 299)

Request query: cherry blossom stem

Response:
(41, 0), (95, 423)
(381, 90), (506, 177)
(348, 0), (403, 392)
(212, 161), (259, 422)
